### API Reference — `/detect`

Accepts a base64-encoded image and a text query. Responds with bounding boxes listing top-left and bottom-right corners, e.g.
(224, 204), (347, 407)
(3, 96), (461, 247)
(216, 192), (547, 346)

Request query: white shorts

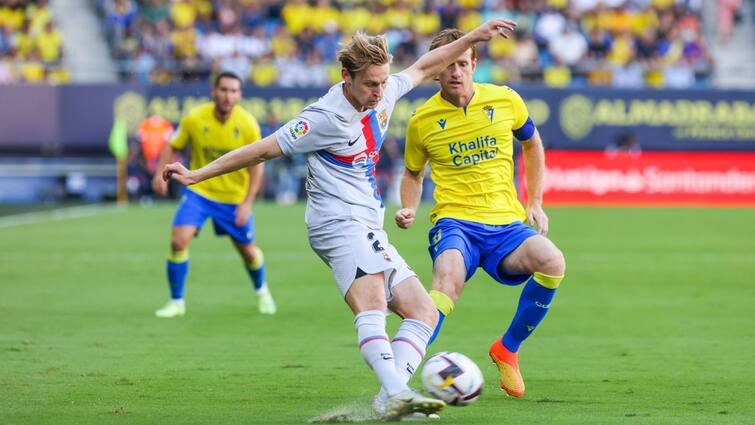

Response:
(308, 220), (416, 301)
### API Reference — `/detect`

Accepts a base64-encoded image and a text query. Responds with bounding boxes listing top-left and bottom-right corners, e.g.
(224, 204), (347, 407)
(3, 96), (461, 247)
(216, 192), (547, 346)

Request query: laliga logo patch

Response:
(289, 120), (310, 140)
(378, 110), (388, 130)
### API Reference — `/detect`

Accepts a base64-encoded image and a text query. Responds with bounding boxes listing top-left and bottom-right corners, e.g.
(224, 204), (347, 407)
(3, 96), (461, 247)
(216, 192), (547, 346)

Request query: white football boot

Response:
(381, 390), (445, 421)
(155, 300), (185, 318)
(257, 289), (276, 315)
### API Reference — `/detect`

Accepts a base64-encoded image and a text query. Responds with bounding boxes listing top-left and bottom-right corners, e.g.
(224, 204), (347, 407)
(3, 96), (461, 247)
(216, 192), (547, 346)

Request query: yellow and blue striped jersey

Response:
(171, 103), (262, 204)
(405, 83), (531, 225)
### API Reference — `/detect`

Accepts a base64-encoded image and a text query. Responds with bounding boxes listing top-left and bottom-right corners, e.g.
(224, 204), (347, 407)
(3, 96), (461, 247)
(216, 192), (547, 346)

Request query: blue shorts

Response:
(172, 188), (255, 245)
(428, 218), (537, 286)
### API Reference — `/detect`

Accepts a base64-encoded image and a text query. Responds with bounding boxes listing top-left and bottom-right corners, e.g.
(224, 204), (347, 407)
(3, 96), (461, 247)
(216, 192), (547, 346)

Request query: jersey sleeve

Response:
(509, 88), (536, 141)
(404, 114), (428, 173)
(170, 116), (191, 150)
(274, 108), (339, 156)
(383, 72), (415, 107)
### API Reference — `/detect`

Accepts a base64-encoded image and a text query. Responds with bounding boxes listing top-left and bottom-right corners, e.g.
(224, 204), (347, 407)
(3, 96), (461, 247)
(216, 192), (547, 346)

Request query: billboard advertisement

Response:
(520, 151), (755, 206)
(1, 84), (754, 154)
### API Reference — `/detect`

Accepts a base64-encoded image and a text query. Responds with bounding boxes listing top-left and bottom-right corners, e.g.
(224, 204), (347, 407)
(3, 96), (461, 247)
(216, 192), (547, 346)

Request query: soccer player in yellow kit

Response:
(396, 30), (566, 397)
(151, 71), (276, 318)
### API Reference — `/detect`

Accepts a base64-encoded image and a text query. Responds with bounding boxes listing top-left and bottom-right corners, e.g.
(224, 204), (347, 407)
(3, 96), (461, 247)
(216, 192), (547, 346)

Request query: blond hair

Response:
(337, 32), (393, 76)
(429, 28), (477, 62)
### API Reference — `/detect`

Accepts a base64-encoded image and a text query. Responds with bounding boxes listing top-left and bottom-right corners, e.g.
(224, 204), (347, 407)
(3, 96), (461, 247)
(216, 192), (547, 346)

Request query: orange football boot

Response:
(489, 339), (525, 397)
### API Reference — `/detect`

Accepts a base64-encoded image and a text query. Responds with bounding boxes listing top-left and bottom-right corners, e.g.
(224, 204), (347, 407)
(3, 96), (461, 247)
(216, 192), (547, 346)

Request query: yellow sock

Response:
(248, 246), (264, 270)
(532, 272), (564, 289)
(168, 249), (189, 263)
(429, 290), (455, 316)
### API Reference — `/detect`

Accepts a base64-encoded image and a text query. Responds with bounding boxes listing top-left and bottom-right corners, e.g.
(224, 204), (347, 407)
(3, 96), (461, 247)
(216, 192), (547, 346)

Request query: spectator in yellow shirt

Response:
(37, 21), (63, 63)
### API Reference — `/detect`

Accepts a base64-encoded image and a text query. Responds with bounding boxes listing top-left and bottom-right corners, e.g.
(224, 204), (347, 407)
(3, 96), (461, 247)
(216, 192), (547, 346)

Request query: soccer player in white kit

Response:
(163, 18), (516, 420)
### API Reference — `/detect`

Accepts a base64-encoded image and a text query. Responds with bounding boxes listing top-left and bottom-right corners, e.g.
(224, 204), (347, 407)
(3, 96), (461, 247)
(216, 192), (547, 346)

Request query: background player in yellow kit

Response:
(396, 29), (566, 398)
(151, 71), (275, 318)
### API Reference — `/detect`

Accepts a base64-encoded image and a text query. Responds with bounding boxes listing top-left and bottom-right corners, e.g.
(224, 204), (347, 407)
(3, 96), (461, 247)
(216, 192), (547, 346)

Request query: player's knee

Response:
(170, 239), (189, 253)
(537, 247), (566, 277)
(360, 293), (388, 313)
(239, 246), (256, 265)
(433, 272), (463, 303)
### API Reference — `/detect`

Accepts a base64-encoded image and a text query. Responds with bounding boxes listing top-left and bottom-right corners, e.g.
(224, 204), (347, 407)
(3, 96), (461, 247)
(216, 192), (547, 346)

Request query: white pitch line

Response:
(0, 204), (126, 229)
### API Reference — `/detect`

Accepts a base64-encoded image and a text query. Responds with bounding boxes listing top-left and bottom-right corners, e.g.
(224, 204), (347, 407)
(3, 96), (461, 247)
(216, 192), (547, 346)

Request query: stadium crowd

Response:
(0, 0), (68, 83)
(100, 0), (713, 88)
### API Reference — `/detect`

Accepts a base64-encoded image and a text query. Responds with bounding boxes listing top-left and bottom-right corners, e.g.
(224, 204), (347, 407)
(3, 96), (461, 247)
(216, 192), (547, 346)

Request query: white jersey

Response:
(275, 72), (414, 230)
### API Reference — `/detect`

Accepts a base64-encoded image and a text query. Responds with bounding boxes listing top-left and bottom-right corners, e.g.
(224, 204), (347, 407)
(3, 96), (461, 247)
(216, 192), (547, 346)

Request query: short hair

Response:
(336, 31), (393, 76)
(429, 28), (477, 62)
(214, 71), (242, 88)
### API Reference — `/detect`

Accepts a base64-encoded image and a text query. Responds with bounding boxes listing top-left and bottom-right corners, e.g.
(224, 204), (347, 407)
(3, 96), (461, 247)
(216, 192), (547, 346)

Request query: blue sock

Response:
(246, 263), (266, 291)
(245, 246), (266, 292)
(166, 255), (189, 300)
(427, 311), (446, 346)
(502, 277), (557, 352)
(427, 290), (455, 346)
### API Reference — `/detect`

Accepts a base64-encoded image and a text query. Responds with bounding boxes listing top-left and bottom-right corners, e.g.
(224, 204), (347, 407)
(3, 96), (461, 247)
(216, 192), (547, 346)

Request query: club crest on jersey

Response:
(437, 118), (447, 129)
(378, 110), (388, 130)
(289, 120), (310, 140)
(483, 105), (495, 123)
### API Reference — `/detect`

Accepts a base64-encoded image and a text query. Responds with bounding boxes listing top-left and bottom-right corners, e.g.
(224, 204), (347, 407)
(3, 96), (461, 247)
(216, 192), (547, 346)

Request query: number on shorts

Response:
(367, 232), (384, 252)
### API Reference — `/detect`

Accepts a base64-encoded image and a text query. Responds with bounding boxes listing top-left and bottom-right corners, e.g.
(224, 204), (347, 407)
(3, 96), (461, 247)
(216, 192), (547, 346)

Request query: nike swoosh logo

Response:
(347, 135), (362, 146)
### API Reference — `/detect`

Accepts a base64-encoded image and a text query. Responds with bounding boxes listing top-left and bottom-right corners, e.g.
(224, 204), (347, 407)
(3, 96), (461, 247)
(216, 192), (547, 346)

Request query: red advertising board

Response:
(519, 151), (755, 206)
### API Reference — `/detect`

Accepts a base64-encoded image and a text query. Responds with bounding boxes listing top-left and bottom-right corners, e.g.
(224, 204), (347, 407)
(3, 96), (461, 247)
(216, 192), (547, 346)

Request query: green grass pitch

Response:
(1, 203), (754, 424)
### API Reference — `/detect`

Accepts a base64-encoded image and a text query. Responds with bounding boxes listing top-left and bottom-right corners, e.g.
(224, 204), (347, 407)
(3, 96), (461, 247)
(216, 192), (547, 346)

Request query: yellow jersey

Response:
(171, 103), (262, 204)
(405, 83), (531, 225)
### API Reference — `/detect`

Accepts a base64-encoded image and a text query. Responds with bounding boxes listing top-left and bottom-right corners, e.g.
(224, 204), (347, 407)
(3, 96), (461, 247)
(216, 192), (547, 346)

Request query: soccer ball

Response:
(421, 351), (483, 406)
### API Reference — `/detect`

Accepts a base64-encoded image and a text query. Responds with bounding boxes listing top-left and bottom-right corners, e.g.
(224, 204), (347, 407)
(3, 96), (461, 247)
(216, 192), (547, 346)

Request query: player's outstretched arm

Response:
(401, 18), (516, 86)
(163, 134), (283, 186)
(521, 129), (549, 235)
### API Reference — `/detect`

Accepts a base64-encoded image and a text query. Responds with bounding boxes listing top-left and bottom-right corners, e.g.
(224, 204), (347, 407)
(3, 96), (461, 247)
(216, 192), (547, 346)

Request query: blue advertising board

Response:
(1, 84), (754, 154)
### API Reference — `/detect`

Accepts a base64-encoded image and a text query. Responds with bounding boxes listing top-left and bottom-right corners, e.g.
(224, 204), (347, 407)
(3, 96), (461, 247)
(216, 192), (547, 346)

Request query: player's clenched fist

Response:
(395, 208), (416, 229)
(163, 162), (198, 186)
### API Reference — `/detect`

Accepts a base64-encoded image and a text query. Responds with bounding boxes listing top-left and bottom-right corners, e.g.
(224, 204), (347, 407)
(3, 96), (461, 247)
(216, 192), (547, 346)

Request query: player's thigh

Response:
(428, 219), (480, 285)
(388, 276), (438, 326)
(211, 206), (255, 245)
(171, 190), (209, 251)
(309, 222), (404, 307)
(431, 249), (467, 303)
(345, 273), (388, 315)
(501, 235), (565, 276)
